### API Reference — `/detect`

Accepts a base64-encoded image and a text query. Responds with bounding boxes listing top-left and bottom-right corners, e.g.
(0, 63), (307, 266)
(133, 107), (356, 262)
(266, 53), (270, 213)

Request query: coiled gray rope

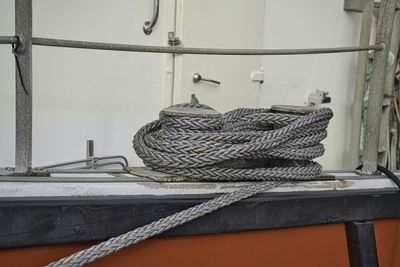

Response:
(134, 95), (333, 181)
(46, 97), (332, 266)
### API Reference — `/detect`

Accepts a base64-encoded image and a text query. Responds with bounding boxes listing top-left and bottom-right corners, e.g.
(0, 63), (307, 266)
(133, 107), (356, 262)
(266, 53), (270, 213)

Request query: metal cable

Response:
(46, 97), (333, 266)
(12, 37), (29, 95)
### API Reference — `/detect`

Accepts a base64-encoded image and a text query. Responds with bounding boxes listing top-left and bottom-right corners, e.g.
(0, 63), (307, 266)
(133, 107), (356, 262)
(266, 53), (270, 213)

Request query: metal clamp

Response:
(168, 32), (181, 46)
(11, 34), (25, 55)
(193, 73), (221, 85)
(143, 0), (159, 35)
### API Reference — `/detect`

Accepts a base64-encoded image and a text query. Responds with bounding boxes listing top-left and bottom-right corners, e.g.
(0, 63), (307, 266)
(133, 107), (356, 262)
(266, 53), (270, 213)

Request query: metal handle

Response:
(143, 0), (159, 35)
(193, 73), (221, 85)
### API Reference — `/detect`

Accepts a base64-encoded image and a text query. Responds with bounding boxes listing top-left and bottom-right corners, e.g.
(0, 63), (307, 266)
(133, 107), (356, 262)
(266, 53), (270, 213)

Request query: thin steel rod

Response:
(34, 155), (129, 170)
(38, 168), (127, 174)
(35, 159), (92, 170)
(15, 0), (32, 172)
(91, 161), (128, 171)
(101, 155), (129, 167)
(41, 167), (129, 175)
(361, 0), (397, 174)
(0, 36), (18, 44)
(32, 37), (384, 55)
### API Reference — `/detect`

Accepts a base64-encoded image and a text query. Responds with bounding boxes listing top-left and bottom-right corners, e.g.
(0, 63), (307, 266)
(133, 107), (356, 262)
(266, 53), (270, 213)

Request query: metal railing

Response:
(0, 0), (397, 175)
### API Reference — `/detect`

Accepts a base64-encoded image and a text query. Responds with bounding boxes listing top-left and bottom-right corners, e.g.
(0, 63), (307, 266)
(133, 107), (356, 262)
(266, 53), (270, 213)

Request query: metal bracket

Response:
(12, 34), (25, 55)
(168, 32), (181, 46)
(344, 0), (367, 12)
(89, 157), (98, 169)
(307, 89), (331, 107)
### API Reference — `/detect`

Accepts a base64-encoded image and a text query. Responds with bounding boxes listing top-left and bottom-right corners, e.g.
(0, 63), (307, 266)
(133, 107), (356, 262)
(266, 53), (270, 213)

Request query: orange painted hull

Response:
(1, 219), (399, 267)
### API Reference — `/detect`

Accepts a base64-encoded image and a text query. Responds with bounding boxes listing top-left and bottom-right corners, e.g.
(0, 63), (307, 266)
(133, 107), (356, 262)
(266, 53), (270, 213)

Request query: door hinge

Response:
(168, 32), (182, 46)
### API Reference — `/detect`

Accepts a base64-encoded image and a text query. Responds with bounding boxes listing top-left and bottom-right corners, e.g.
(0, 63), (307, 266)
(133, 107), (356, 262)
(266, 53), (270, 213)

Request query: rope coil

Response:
(134, 95), (333, 181)
(46, 97), (333, 266)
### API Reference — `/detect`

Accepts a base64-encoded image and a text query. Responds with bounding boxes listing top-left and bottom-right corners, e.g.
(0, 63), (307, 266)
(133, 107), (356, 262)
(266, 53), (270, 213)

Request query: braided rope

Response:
(133, 96), (333, 180)
(46, 97), (332, 266)
(47, 181), (281, 267)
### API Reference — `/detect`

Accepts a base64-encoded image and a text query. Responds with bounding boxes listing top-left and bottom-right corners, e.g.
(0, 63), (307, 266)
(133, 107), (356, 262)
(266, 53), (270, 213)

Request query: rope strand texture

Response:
(46, 181), (282, 267)
(46, 98), (332, 266)
(133, 98), (333, 181)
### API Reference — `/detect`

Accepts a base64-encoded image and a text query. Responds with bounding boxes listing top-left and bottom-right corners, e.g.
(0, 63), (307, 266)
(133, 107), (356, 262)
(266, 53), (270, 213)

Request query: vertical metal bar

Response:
(86, 140), (94, 159)
(379, 10), (400, 167)
(86, 140), (94, 167)
(349, 0), (374, 169)
(345, 221), (379, 267)
(15, 0), (32, 172)
(361, 0), (397, 174)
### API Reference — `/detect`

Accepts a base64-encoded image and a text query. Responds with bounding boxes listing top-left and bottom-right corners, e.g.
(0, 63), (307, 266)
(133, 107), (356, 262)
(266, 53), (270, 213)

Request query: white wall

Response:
(261, 0), (362, 169)
(0, 0), (171, 167)
(1, 0), (364, 170)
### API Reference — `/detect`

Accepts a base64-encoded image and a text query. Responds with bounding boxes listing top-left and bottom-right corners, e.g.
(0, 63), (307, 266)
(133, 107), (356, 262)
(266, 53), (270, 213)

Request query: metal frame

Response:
(0, 1), (397, 174)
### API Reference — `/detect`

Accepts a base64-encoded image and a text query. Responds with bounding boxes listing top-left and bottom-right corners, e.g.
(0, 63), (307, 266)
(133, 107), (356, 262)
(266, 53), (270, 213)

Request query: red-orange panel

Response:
(0, 223), (350, 267)
(375, 219), (400, 267)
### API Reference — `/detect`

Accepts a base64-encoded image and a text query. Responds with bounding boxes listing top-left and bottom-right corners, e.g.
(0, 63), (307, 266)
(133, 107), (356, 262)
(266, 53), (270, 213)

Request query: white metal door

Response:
(173, 0), (265, 112)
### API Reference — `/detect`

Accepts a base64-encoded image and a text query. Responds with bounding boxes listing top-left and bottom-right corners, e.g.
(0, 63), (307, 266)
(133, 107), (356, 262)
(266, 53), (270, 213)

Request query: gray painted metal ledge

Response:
(0, 170), (398, 198)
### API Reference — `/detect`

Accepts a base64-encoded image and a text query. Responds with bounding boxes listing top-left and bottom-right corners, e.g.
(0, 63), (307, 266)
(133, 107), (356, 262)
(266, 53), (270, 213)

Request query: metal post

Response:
(15, 0), (32, 172)
(349, 0), (374, 169)
(378, 9), (400, 167)
(361, 0), (397, 174)
(86, 140), (94, 167)
(345, 221), (379, 267)
(86, 140), (94, 159)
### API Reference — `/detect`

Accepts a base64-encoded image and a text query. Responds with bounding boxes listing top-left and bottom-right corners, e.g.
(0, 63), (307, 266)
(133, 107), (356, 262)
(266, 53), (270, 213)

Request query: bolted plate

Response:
(160, 106), (221, 118)
(271, 105), (318, 115)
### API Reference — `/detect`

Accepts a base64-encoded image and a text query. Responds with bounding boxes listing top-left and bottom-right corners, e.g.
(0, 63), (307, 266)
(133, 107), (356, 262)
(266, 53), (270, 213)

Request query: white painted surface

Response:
(0, 178), (396, 198)
(173, 0), (265, 112)
(0, 0), (174, 167)
(261, 0), (362, 169)
(0, 1), (368, 171)
(172, 0), (365, 169)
